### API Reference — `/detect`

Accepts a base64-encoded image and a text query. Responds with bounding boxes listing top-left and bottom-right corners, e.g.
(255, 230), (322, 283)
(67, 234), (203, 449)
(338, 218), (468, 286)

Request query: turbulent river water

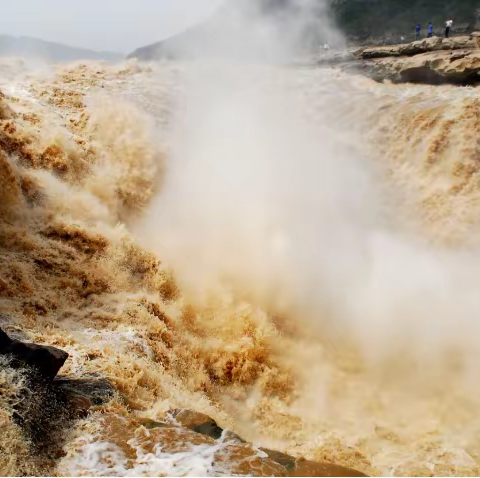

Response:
(1, 57), (480, 476)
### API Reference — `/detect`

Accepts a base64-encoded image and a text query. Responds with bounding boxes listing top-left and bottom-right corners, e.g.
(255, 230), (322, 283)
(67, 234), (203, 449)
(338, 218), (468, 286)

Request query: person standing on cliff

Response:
(415, 24), (421, 40)
(428, 22), (434, 37)
(445, 18), (453, 38)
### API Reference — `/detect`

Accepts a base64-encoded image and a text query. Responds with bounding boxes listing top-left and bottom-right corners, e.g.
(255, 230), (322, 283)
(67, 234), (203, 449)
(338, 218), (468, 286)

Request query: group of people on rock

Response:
(414, 18), (453, 40)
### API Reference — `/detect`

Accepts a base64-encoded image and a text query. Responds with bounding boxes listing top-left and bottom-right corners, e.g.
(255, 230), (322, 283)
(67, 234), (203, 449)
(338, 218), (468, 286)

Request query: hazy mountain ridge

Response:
(128, 0), (480, 60)
(0, 34), (123, 62)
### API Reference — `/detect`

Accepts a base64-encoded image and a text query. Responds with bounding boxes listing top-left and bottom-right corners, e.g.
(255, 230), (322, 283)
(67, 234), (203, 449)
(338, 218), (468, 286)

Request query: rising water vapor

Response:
(131, 7), (480, 454)
(3, 2), (480, 476)
(136, 0), (365, 312)
(136, 0), (480, 358)
(151, 0), (344, 61)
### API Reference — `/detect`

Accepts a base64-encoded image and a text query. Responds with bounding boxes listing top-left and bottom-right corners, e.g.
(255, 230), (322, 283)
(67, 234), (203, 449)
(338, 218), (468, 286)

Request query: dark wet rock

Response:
(12, 374), (68, 451)
(15, 375), (116, 448)
(260, 448), (297, 470)
(140, 414), (246, 444)
(191, 418), (224, 439)
(1, 327), (116, 453)
(223, 430), (247, 444)
(54, 376), (116, 406)
(139, 418), (174, 430)
(293, 457), (368, 477)
(165, 409), (367, 476)
(52, 376), (117, 419)
(0, 325), (30, 342)
(171, 409), (225, 440)
(0, 328), (70, 447)
(260, 448), (367, 477)
(0, 327), (68, 381)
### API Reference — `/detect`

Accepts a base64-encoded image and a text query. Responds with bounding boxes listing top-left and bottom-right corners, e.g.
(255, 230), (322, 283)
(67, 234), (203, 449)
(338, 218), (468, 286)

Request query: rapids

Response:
(1, 57), (480, 476)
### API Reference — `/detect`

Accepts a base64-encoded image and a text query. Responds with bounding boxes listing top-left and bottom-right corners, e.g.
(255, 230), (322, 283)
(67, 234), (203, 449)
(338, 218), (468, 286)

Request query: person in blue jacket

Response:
(415, 24), (421, 40)
(428, 22), (433, 37)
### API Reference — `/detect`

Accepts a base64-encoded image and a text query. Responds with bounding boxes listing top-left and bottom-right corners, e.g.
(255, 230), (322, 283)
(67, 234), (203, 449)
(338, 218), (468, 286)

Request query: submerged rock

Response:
(54, 376), (116, 406)
(259, 448), (367, 477)
(171, 409), (226, 440)
(170, 408), (246, 443)
(54, 376), (117, 419)
(0, 326), (366, 475)
(167, 409), (366, 476)
(73, 412), (368, 477)
(0, 327), (68, 380)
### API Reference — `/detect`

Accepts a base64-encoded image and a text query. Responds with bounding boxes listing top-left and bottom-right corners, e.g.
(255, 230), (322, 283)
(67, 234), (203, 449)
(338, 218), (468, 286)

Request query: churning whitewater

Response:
(2, 53), (480, 477)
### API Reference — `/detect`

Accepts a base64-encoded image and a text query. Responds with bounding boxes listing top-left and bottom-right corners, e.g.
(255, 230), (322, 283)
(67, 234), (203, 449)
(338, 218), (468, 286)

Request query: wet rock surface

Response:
(0, 327), (68, 380)
(54, 376), (116, 407)
(168, 409), (366, 476)
(0, 327), (115, 449)
(171, 408), (227, 440)
(65, 412), (368, 476)
(260, 448), (367, 477)
(1, 330), (366, 476)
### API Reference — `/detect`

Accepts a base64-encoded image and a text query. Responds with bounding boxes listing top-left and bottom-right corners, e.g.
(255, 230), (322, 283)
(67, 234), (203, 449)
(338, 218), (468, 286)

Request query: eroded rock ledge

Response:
(320, 33), (480, 85)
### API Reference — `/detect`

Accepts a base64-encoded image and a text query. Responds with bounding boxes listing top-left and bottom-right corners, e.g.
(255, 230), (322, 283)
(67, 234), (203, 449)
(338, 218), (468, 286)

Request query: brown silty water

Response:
(1, 57), (480, 476)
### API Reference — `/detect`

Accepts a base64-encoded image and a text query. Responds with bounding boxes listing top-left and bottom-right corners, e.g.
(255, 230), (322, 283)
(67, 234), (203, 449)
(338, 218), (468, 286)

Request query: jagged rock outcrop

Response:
(259, 447), (366, 477)
(364, 49), (480, 84)
(0, 327), (68, 380)
(0, 327), (115, 449)
(354, 33), (480, 84)
(54, 377), (116, 411)
(360, 34), (480, 59)
(326, 33), (480, 85)
(171, 409), (229, 440)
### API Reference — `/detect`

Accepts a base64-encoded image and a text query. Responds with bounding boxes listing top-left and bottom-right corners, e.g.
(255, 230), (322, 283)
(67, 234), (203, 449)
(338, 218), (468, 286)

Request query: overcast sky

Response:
(0, 0), (225, 53)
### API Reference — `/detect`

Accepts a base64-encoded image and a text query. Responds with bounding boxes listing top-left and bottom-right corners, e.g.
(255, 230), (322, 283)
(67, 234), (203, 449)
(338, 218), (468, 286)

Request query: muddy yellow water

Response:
(1, 58), (480, 476)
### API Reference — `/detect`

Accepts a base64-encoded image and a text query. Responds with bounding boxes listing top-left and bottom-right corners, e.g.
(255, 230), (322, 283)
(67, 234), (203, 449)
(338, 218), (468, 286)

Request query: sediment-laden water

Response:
(1, 57), (480, 476)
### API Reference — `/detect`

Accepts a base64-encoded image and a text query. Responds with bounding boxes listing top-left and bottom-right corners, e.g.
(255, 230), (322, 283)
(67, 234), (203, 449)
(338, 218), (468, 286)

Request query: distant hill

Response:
(128, 0), (480, 60)
(128, 1), (336, 61)
(0, 35), (123, 62)
(127, 24), (210, 61)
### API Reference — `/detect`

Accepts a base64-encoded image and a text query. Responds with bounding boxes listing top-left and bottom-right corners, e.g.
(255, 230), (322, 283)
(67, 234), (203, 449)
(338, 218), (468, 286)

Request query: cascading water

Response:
(1, 4), (480, 476)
